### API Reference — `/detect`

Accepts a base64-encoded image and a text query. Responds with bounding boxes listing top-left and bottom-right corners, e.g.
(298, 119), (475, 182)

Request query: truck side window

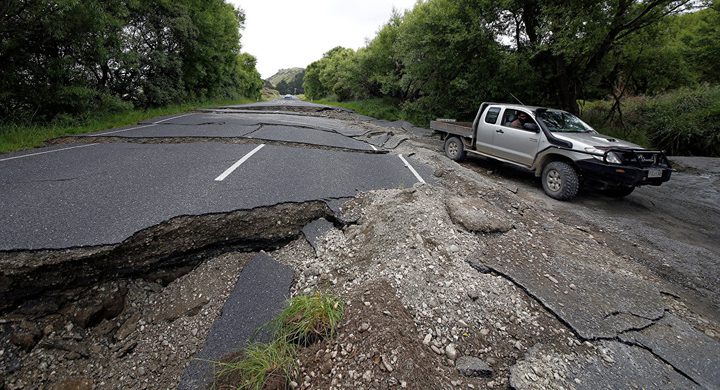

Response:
(502, 109), (537, 131)
(485, 107), (500, 124)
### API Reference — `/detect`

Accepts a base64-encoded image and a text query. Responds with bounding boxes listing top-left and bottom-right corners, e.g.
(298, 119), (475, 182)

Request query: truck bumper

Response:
(575, 158), (672, 188)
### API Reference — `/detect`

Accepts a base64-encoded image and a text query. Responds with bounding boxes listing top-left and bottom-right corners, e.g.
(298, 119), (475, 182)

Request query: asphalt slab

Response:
(178, 252), (294, 390)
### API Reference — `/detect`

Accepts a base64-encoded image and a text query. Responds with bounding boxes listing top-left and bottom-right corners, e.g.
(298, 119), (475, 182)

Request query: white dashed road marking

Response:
(93, 113), (194, 136)
(0, 143), (100, 162)
(214, 144), (266, 182)
(398, 154), (426, 184)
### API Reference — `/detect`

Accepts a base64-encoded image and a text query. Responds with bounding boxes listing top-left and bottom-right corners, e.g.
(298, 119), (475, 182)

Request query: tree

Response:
(303, 60), (326, 99)
(235, 53), (263, 99)
(0, 0), (262, 121)
(277, 80), (289, 95)
(505, 0), (697, 113)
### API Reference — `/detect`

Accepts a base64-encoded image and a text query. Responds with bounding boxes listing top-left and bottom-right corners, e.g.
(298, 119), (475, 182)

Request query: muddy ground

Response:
(1, 107), (718, 389)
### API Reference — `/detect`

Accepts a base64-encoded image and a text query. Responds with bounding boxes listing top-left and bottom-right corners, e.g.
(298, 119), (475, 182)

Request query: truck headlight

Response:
(585, 148), (622, 164)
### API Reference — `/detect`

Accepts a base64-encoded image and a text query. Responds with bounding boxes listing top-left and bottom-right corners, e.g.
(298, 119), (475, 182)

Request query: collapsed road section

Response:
(0, 102), (437, 388)
(0, 201), (331, 311)
(1, 102), (718, 389)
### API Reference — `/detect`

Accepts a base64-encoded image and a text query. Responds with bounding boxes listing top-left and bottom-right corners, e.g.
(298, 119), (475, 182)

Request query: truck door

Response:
(474, 106), (501, 154)
(489, 108), (541, 167)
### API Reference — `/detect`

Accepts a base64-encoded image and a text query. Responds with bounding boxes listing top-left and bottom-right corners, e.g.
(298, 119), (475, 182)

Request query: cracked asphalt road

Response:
(455, 150), (720, 389)
(0, 103), (431, 250)
(2, 100), (718, 390)
(85, 112), (375, 151)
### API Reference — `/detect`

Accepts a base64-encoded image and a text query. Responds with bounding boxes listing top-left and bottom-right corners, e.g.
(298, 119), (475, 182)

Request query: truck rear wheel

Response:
(542, 161), (580, 201)
(444, 137), (466, 162)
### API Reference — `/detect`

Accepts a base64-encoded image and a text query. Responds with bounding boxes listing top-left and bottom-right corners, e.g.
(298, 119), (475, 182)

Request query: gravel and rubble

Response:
(1, 252), (251, 389)
(270, 141), (719, 389)
(269, 163), (580, 387)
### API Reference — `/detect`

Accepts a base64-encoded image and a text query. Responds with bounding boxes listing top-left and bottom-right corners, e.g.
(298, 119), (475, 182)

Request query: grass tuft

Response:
(214, 293), (344, 389)
(275, 293), (344, 347)
(215, 339), (296, 390)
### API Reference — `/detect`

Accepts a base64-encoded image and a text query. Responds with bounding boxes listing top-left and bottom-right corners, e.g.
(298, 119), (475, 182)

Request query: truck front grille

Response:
(616, 150), (668, 168)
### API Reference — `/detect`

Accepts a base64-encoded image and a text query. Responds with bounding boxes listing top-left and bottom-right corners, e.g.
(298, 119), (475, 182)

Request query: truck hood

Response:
(552, 132), (644, 150)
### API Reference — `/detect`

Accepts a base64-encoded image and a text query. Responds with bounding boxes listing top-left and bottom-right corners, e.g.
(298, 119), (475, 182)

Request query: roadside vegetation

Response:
(0, 98), (256, 154)
(303, 0), (720, 156)
(215, 293), (344, 389)
(310, 98), (403, 122)
(0, 0), (263, 153)
(582, 85), (720, 156)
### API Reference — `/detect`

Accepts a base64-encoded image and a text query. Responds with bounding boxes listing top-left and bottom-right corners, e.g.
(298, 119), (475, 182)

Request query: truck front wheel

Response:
(444, 137), (466, 162)
(542, 161), (580, 201)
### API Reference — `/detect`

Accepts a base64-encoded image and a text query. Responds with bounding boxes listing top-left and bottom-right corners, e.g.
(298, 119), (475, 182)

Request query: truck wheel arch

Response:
(534, 154), (578, 177)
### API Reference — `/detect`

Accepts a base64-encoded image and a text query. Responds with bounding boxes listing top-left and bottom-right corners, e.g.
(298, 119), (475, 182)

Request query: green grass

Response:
(215, 293), (344, 389)
(309, 97), (403, 122)
(275, 293), (344, 346)
(0, 97), (257, 154)
(215, 339), (297, 390)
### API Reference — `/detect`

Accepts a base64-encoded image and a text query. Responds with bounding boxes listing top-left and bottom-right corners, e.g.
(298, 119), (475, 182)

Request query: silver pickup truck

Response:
(431, 102), (672, 200)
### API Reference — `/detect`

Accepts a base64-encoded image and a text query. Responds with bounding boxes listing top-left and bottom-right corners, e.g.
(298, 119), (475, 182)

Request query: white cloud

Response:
(229, 0), (418, 79)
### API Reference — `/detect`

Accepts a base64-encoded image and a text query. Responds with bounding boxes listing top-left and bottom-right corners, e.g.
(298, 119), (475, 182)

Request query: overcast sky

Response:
(230, 0), (418, 79)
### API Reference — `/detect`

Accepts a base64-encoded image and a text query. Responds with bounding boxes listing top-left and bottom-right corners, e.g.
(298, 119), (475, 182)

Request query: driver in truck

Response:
(511, 112), (530, 129)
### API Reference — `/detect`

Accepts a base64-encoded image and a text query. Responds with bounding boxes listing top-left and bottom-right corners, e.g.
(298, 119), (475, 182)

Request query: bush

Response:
(640, 85), (720, 156)
(581, 85), (720, 156)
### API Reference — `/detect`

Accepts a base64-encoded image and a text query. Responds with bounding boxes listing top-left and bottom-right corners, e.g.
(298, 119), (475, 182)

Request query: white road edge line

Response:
(214, 144), (266, 182)
(370, 145), (378, 151)
(93, 113), (194, 136)
(398, 154), (426, 184)
(0, 143), (100, 162)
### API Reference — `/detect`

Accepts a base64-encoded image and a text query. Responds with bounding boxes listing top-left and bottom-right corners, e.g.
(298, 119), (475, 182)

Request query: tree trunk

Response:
(555, 56), (579, 114)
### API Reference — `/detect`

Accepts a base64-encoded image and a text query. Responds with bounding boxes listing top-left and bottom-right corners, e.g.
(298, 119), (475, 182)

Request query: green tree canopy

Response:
(302, 0), (711, 121)
(0, 0), (262, 121)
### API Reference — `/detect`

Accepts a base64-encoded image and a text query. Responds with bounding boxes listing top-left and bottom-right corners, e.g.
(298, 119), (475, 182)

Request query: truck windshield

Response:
(537, 111), (594, 133)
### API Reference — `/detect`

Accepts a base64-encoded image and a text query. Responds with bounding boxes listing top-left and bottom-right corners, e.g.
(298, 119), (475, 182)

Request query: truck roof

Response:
(481, 102), (560, 113)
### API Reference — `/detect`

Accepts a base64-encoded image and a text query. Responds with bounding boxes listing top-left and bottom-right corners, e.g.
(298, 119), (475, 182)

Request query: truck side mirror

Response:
(523, 123), (539, 132)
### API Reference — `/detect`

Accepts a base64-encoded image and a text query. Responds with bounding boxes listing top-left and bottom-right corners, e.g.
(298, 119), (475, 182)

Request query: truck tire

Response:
(603, 186), (635, 198)
(444, 136), (466, 162)
(542, 161), (580, 201)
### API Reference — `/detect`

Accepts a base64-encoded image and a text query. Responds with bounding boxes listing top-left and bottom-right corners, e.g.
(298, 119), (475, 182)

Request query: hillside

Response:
(266, 67), (305, 95)
(267, 67), (303, 86)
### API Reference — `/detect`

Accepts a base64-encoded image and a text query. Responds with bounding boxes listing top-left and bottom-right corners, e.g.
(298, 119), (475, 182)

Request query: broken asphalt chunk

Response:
(178, 252), (294, 390)
(302, 218), (336, 251)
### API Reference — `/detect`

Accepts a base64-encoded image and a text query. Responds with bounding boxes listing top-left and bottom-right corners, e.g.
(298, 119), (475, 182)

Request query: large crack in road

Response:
(0, 201), (332, 312)
(50, 135), (387, 155)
